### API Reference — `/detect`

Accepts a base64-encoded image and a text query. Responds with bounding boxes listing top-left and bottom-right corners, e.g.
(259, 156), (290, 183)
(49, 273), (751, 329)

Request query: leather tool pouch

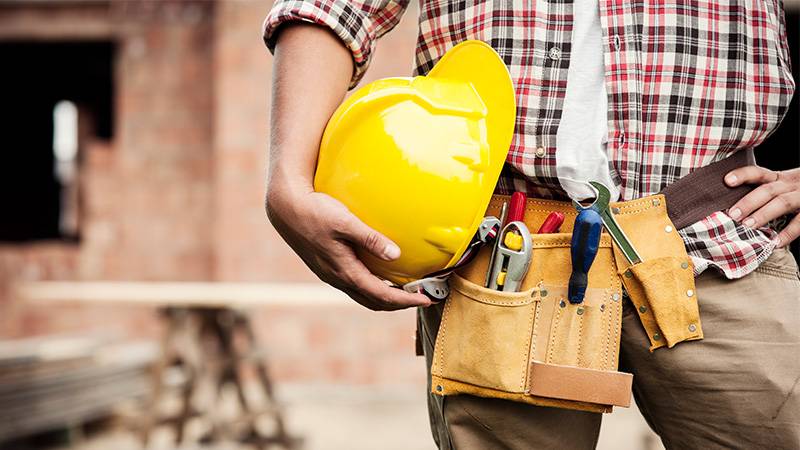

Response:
(611, 195), (703, 351)
(429, 194), (701, 413)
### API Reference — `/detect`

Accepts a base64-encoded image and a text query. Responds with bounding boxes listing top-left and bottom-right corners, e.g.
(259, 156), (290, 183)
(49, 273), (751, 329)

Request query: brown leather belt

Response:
(659, 149), (755, 230)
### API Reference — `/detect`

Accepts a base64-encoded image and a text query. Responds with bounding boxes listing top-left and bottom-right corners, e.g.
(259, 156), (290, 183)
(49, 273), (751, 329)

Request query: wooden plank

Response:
(14, 281), (354, 308)
(0, 1), (115, 41)
(0, 340), (155, 384)
(0, 362), (150, 401)
(0, 335), (105, 369)
(0, 377), (149, 441)
(0, 338), (157, 442)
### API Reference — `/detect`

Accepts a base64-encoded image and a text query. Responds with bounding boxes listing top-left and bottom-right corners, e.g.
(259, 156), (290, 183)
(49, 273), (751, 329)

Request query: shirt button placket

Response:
(535, 146), (546, 158)
(548, 46), (561, 61)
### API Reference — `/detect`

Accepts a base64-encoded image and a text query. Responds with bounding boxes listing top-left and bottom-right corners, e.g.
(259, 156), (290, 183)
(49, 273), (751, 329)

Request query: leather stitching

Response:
(433, 296), (452, 377)
(530, 300), (541, 364)
(576, 304), (584, 367)
(604, 305), (611, 370)
(521, 298), (537, 390)
(548, 299), (563, 365)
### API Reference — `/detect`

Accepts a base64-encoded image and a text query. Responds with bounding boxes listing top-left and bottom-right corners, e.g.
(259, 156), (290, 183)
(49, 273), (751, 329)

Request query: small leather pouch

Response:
(610, 195), (703, 350)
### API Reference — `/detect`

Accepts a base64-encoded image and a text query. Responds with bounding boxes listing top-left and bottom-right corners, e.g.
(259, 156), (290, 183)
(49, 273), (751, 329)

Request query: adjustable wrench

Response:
(569, 181), (643, 303)
(575, 181), (642, 266)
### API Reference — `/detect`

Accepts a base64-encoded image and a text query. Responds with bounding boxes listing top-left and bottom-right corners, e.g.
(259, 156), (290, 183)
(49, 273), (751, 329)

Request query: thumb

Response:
(337, 215), (401, 261)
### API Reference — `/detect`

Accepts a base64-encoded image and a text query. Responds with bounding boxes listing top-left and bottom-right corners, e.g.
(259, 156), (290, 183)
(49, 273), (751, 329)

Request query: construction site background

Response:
(0, 1), (797, 449)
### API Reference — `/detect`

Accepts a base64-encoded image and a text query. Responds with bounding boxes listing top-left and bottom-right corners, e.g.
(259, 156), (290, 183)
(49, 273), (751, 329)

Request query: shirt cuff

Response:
(262, 1), (377, 88)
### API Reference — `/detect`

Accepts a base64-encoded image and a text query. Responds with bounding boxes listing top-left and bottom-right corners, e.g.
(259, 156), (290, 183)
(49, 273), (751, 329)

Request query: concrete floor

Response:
(54, 383), (664, 450)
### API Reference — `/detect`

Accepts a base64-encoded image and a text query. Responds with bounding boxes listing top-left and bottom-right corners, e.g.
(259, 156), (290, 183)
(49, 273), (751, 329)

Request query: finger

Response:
(725, 165), (778, 187)
(727, 181), (792, 221)
(740, 192), (800, 229)
(341, 263), (431, 310)
(774, 214), (800, 248)
(341, 287), (386, 311)
(318, 255), (389, 311)
(345, 284), (426, 311)
(345, 288), (407, 312)
(324, 244), (432, 309)
(334, 214), (401, 261)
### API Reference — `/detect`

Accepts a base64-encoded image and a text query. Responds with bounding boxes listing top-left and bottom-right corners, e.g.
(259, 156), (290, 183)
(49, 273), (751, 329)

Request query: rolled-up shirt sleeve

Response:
(263, 0), (410, 88)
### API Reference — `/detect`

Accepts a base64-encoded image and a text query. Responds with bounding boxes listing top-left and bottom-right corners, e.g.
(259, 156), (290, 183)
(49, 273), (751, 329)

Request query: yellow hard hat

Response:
(315, 40), (516, 285)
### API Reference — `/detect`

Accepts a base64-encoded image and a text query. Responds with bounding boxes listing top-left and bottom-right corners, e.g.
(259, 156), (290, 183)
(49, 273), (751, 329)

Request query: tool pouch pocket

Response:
(431, 274), (535, 393)
(621, 258), (701, 349)
(431, 232), (633, 413)
(611, 195), (703, 351)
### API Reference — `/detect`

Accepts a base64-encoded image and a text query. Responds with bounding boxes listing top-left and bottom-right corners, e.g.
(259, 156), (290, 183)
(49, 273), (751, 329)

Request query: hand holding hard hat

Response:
(315, 40), (516, 296)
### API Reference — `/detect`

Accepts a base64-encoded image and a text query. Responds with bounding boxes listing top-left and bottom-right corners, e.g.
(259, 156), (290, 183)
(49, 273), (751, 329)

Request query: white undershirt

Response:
(556, 0), (621, 202)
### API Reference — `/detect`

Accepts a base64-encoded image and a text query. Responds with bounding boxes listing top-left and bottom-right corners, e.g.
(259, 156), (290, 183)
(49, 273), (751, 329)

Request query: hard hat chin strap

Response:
(402, 276), (451, 301)
(401, 216), (501, 301)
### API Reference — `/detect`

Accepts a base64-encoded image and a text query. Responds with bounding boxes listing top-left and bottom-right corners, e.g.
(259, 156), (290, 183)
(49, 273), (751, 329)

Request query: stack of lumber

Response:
(0, 335), (157, 443)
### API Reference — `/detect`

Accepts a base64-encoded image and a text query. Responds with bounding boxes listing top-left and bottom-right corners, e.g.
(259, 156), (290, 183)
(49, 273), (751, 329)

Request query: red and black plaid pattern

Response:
(263, 0), (795, 279)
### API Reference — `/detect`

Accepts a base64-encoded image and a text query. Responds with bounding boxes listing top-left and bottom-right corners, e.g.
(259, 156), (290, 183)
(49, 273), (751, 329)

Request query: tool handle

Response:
(487, 222), (533, 292)
(537, 212), (565, 233)
(508, 192), (527, 223)
(568, 209), (603, 304)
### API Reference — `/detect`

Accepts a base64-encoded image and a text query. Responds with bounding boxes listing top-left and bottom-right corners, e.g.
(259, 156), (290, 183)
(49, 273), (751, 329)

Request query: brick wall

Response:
(211, 0), (419, 282)
(0, 0), (424, 384)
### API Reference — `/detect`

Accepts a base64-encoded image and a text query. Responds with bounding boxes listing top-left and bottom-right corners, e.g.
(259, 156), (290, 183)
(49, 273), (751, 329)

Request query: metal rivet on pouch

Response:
(576, 307), (585, 315)
(611, 207), (621, 215)
(652, 198), (661, 207)
(639, 305), (648, 314)
(436, 385), (443, 392)
(624, 270), (633, 278)
(559, 300), (566, 308)
(681, 261), (689, 269)
(688, 324), (697, 332)
(686, 289), (694, 297)
(665, 225), (673, 233)
(540, 289), (548, 298)
(612, 293), (620, 302)
(653, 333), (662, 341)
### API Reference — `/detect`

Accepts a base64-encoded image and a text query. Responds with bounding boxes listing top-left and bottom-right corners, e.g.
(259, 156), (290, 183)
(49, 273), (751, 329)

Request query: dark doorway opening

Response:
(0, 41), (115, 242)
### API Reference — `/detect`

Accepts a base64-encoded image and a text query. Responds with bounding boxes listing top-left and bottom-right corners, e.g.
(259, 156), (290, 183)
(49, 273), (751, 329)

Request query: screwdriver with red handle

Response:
(537, 212), (565, 233)
(507, 192), (527, 223)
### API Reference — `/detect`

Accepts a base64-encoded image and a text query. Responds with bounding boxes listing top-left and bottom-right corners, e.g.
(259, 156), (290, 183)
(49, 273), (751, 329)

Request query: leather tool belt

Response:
(427, 150), (756, 413)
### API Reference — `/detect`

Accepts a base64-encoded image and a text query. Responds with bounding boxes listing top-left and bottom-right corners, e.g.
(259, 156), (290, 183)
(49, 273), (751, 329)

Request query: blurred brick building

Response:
(0, 0), (426, 385)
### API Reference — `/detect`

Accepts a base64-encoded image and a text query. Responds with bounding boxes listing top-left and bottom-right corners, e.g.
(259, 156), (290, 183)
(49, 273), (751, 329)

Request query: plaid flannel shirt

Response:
(263, 0), (795, 279)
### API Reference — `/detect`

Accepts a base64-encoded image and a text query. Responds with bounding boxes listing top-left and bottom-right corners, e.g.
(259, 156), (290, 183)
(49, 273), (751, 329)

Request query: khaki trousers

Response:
(419, 247), (800, 450)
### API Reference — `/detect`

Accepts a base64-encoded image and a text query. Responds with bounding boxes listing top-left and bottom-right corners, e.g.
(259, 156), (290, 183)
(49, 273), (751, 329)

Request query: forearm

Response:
(264, 23), (429, 309)
(268, 23), (353, 198)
